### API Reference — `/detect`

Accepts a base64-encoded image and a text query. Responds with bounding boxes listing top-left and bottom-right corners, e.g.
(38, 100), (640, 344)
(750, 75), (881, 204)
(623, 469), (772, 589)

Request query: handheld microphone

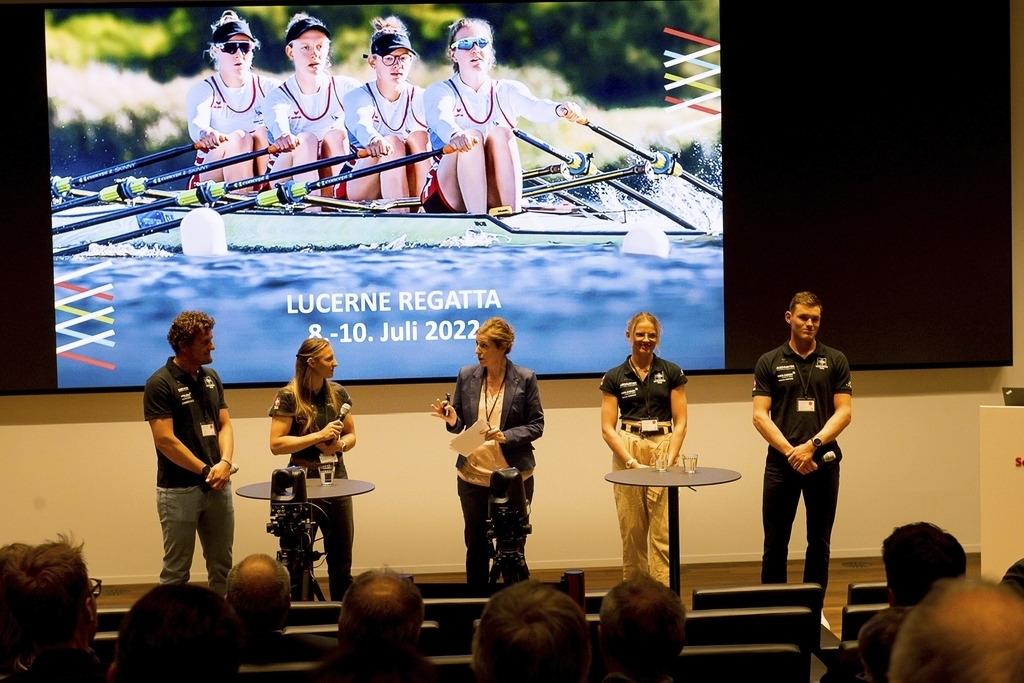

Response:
(337, 402), (352, 420)
(821, 450), (836, 462)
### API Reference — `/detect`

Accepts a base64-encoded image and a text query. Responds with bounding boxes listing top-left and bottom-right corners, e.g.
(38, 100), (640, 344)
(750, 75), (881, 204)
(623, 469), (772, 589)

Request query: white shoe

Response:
(821, 612), (830, 629)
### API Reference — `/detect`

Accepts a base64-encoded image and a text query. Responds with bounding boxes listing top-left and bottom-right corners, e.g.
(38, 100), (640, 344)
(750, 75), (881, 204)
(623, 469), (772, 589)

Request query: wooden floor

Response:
(97, 553), (981, 638)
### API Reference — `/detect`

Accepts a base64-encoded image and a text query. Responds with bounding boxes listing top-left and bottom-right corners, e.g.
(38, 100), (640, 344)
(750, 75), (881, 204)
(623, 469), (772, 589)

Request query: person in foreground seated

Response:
(337, 569), (424, 651)
(110, 583), (244, 683)
(858, 606), (909, 683)
(2, 535), (105, 682)
(225, 553), (335, 663)
(1000, 556), (1024, 598)
(889, 578), (1024, 683)
(881, 521), (966, 606)
(472, 580), (590, 683)
(314, 642), (436, 683)
(0, 542), (32, 675)
(599, 574), (686, 683)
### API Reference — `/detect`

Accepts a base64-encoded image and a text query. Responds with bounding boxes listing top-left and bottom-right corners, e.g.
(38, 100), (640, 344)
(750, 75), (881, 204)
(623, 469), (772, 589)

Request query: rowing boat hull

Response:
(51, 204), (714, 253)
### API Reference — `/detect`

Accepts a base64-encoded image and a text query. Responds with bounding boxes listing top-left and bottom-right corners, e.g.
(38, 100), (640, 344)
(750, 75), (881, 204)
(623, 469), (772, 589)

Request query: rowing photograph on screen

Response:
(48, 2), (723, 389)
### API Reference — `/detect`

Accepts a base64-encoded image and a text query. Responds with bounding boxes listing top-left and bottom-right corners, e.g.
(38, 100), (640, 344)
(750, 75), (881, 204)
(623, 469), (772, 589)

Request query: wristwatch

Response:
(201, 464), (211, 477)
(811, 437), (823, 448)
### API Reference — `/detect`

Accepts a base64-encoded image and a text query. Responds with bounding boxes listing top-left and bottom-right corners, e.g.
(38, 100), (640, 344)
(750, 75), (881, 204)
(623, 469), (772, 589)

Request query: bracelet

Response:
(625, 458), (637, 469)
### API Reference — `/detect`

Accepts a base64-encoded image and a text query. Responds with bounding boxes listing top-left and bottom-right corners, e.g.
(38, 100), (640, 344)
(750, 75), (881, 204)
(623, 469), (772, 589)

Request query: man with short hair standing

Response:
(752, 292), (852, 599)
(143, 310), (235, 596)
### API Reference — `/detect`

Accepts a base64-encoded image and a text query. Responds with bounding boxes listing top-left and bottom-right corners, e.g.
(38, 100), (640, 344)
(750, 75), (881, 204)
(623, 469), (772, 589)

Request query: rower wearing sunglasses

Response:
(343, 16), (429, 209)
(422, 18), (584, 215)
(263, 13), (361, 197)
(185, 11), (279, 184)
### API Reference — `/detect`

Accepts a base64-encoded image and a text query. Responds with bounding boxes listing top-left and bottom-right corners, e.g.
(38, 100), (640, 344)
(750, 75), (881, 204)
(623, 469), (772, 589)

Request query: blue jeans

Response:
(761, 456), (840, 593)
(156, 484), (235, 596)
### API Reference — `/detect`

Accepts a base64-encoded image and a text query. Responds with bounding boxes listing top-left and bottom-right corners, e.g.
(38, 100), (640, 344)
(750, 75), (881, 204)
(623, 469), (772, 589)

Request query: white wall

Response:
(3, 0), (1023, 583)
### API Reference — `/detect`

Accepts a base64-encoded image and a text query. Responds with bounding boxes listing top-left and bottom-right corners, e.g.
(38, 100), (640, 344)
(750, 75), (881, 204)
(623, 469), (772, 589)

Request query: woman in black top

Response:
(269, 338), (357, 599)
(600, 312), (688, 584)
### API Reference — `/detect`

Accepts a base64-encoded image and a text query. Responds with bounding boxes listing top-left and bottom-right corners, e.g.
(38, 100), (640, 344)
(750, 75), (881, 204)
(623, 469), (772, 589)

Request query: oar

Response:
(50, 142), (203, 199)
(523, 163), (568, 180)
(513, 129), (595, 177)
(576, 117), (722, 200)
(52, 145), (282, 214)
(53, 148), (368, 235)
(523, 164), (648, 198)
(55, 146), (456, 256)
(515, 129), (701, 231)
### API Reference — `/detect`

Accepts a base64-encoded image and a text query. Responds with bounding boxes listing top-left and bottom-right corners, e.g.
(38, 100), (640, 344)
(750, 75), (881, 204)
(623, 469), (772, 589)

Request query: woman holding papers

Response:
(430, 317), (544, 585)
(269, 337), (357, 599)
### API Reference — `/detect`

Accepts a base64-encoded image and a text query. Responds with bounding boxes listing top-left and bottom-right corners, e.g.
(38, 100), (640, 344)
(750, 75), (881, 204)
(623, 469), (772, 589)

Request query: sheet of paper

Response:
(449, 418), (489, 456)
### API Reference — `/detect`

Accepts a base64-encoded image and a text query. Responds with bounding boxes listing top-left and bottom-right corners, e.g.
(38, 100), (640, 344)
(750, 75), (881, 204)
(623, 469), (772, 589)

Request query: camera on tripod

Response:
(486, 467), (532, 584)
(267, 468), (323, 600)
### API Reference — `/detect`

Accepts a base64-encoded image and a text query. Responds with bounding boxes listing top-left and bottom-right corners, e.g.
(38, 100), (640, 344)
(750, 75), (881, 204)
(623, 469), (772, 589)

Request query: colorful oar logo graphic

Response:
(54, 260), (116, 370)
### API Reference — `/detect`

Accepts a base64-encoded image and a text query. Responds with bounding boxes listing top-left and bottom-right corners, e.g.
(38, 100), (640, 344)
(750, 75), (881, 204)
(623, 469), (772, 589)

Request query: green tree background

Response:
(47, 2), (718, 107)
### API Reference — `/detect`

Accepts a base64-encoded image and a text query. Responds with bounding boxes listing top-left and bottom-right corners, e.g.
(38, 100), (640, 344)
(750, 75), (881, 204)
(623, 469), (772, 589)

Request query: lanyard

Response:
(484, 374), (506, 424)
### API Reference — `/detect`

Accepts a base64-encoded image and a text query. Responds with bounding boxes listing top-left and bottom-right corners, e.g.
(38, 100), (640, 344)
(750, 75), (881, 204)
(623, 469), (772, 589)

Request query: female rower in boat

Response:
(422, 18), (584, 215)
(185, 11), (279, 183)
(263, 13), (361, 197)
(343, 16), (429, 208)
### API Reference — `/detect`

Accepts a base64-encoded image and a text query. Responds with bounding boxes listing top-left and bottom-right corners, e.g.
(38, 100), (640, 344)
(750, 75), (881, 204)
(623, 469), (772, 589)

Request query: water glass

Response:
(319, 464), (335, 486)
(682, 453), (698, 474)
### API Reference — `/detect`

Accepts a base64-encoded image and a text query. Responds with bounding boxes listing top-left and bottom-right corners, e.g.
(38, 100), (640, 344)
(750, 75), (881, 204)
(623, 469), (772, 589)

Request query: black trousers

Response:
(458, 476), (535, 585)
(761, 456), (840, 593)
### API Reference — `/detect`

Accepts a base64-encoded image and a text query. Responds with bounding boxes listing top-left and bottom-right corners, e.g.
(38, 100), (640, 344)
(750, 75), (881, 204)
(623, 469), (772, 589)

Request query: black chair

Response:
(91, 631), (118, 664)
(284, 601), (342, 627)
(690, 582), (838, 659)
(236, 660), (320, 682)
(675, 643), (806, 683)
(692, 582), (823, 613)
(584, 589), (607, 614)
(428, 654), (475, 683)
(847, 581), (888, 605)
(683, 605), (816, 681)
(841, 603), (887, 641)
(421, 598), (489, 655)
(95, 606), (130, 634)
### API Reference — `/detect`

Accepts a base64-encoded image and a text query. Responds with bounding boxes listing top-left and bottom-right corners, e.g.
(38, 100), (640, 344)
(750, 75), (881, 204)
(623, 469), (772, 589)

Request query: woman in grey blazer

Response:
(430, 317), (544, 584)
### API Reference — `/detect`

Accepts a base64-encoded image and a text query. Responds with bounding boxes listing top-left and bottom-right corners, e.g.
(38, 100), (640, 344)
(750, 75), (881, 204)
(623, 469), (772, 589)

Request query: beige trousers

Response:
(612, 430), (675, 585)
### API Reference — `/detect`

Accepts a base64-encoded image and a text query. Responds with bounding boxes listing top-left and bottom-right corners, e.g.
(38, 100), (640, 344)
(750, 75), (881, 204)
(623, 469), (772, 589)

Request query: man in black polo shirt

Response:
(752, 292), (852, 603)
(143, 311), (235, 596)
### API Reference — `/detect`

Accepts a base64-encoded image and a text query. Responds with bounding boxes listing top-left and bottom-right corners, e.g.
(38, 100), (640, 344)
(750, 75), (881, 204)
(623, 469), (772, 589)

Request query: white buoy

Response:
(621, 224), (670, 259)
(180, 207), (228, 256)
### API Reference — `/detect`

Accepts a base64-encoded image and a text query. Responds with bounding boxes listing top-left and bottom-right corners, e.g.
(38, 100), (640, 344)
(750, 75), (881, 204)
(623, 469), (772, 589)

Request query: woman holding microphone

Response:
(600, 312), (688, 585)
(430, 318), (544, 585)
(269, 337), (357, 599)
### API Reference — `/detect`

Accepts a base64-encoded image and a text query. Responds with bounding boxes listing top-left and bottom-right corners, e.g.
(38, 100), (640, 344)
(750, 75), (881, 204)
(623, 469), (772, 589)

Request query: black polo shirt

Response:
(752, 341), (852, 447)
(143, 357), (228, 488)
(268, 382), (352, 466)
(600, 355), (687, 422)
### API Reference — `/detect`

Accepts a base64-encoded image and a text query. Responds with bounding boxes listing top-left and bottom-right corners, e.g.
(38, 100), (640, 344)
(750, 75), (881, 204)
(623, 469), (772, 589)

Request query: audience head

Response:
(0, 542), (32, 670)
(472, 580), (590, 683)
(111, 583), (244, 683)
(3, 535), (96, 651)
(314, 642), (437, 683)
(599, 574), (686, 682)
(889, 578), (1024, 683)
(338, 570), (424, 650)
(225, 553), (291, 633)
(881, 521), (966, 606)
(858, 606), (910, 683)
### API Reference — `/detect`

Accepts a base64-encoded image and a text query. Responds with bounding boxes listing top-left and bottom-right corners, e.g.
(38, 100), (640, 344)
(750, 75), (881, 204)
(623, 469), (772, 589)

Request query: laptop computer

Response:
(1002, 388), (1024, 406)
